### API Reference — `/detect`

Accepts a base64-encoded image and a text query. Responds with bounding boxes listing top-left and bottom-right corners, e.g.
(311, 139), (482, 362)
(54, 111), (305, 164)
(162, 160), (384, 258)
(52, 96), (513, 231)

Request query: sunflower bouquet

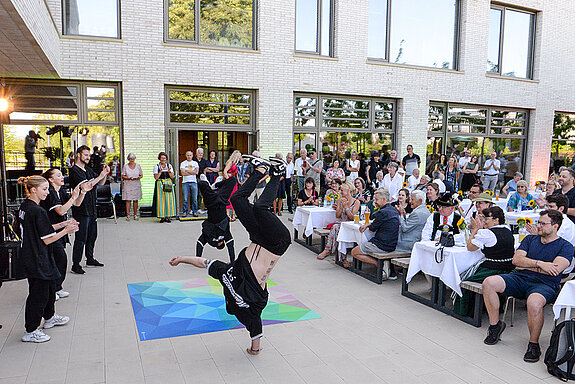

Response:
(325, 192), (340, 207)
(528, 199), (538, 212)
(426, 204), (434, 213)
(485, 190), (494, 196)
(516, 217), (533, 228)
(457, 217), (468, 242)
(402, 182), (408, 188)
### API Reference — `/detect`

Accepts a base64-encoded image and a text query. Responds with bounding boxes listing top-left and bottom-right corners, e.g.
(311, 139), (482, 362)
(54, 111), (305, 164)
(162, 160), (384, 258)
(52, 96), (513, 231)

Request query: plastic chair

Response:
(96, 184), (117, 224)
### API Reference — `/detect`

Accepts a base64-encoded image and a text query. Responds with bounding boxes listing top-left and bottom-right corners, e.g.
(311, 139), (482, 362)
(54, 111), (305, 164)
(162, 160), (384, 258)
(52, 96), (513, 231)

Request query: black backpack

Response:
(545, 320), (575, 381)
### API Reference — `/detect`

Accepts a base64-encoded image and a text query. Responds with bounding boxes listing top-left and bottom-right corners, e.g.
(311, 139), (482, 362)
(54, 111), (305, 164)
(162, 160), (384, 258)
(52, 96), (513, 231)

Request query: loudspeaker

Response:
(0, 241), (25, 281)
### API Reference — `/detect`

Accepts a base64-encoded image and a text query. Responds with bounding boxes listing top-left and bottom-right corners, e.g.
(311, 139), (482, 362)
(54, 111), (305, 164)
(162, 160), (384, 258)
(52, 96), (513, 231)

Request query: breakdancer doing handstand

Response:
(196, 174), (236, 262)
(170, 155), (291, 355)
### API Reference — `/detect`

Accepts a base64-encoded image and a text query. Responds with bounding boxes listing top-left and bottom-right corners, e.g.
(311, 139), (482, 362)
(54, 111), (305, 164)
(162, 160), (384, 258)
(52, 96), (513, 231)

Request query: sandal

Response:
(246, 347), (262, 355)
(316, 252), (329, 260)
(342, 260), (351, 268)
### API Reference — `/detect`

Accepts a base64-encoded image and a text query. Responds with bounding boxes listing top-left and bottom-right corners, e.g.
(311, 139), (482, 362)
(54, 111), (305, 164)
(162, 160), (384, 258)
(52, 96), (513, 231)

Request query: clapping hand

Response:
(525, 222), (537, 235)
(470, 215), (483, 230)
(71, 185), (81, 201)
(100, 164), (110, 178)
(63, 220), (79, 234)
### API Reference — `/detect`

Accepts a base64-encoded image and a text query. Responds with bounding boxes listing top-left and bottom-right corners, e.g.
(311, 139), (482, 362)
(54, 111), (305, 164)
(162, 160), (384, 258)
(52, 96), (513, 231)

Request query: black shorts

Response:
(207, 248), (268, 339)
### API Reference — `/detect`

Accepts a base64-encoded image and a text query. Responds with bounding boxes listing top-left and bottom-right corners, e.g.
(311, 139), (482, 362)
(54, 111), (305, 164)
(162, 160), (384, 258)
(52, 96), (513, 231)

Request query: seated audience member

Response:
(297, 177), (319, 206)
(415, 175), (430, 191)
(421, 193), (462, 242)
(465, 192), (493, 223)
(536, 180), (559, 207)
(396, 190), (431, 252)
(506, 180), (535, 212)
(372, 170), (385, 190)
(426, 182), (441, 212)
(350, 188), (399, 278)
(317, 182), (360, 262)
(407, 168), (421, 190)
(501, 172), (523, 197)
(482, 210), (574, 363)
(354, 177), (371, 204)
(392, 188), (413, 215)
(324, 179), (342, 205)
(526, 194), (575, 273)
(553, 168), (575, 224)
(454, 206), (515, 316)
(432, 170), (446, 193)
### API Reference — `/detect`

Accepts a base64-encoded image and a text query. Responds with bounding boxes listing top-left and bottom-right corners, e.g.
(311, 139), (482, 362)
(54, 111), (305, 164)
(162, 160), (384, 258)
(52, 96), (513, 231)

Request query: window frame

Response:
(62, 0), (122, 39)
(367, 0), (461, 71)
(163, 0), (258, 50)
(487, 4), (537, 79)
(294, 0), (335, 57)
(165, 86), (257, 132)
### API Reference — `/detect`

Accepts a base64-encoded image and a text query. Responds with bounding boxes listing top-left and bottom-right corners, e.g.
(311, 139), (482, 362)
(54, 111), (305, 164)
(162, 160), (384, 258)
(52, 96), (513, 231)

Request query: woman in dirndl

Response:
(153, 152), (176, 223)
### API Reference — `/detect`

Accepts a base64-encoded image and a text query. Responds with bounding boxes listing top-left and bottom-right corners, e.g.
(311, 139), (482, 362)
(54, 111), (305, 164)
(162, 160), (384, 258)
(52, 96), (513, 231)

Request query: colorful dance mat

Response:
(127, 278), (320, 341)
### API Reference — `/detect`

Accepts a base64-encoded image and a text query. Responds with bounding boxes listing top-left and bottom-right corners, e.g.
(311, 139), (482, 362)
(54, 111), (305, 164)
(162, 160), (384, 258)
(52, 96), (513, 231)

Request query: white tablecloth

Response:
(505, 210), (540, 225)
(554, 280), (575, 320)
(292, 206), (337, 237)
(336, 221), (374, 255)
(406, 241), (484, 296)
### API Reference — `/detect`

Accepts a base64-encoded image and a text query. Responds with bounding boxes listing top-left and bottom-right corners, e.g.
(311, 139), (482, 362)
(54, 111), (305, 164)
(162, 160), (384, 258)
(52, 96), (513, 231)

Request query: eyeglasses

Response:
(537, 221), (553, 227)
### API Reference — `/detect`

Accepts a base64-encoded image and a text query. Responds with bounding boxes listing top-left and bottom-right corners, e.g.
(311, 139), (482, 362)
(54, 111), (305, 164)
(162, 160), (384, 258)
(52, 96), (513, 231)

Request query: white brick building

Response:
(2, 0), (575, 204)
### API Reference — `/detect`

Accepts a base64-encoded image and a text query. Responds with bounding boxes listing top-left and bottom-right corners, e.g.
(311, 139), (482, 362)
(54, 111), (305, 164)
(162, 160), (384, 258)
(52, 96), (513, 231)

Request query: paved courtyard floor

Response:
(0, 215), (564, 383)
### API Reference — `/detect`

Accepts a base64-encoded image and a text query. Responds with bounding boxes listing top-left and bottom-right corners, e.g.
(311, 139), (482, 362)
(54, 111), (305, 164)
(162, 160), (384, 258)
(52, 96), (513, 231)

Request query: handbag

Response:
(162, 181), (173, 192)
(434, 226), (455, 263)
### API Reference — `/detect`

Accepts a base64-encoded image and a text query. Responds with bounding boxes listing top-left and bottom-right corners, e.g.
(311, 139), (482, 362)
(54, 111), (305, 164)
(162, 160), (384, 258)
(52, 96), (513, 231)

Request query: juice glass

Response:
(354, 213), (360, 224)
(364, 211), (370, 224)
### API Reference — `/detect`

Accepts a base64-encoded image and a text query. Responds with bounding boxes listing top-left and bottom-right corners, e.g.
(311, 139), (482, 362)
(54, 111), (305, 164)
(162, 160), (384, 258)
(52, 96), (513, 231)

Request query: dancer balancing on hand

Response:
(170, 155), (291, 355)
(196, 169), (237, 262)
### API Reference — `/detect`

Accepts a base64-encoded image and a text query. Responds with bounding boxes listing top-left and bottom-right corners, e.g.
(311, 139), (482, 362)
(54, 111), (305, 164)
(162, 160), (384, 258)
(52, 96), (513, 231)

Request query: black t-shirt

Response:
(194, 157), (208, 175)
(18, 199), (60, 280)
(298, 189), (318, 205)
(69, 164), (98, 217)
(41, 185), (71, 243)
(554, 187), (575, 223)
(368, 160), (382, 181)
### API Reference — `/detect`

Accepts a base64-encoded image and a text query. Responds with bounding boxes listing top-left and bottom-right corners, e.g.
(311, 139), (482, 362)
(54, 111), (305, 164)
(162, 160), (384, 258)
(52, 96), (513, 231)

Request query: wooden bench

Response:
(391, 258), (410, 269)
(313, 228), (330, 251)
(352, 251), (410, 284)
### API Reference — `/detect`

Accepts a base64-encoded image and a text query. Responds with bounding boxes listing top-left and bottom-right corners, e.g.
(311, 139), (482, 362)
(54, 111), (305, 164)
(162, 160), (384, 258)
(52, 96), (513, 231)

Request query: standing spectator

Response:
(380, 145), (391, 166)
(69, 145), (109, 274)
(24, 130), (39, 172)
(351, 188), (399, 276)
(273, 153), (286, 216)
(193, 148), (207, 211)
(396, 190), (430, 252)
(554, 155), (566, 174)
(402, 145), (421, 178)
(326, 159), (345, 184)
(366, 151), (382, 186)
(554, 168), (575, 223)
(88, 146), (103, 174)
(224, 150), (242, 220)
(41, 169), (84, 300)
(461, 155), (479, 192)
(443, 157), (459, 193)
(66, 152), (74, 168)
(294, 148), (308, 191)
(108, 156), (120, 182)
(358, 152), (368, 182)
(153, 152), (176, 223)
(18, 176), (79, 343)
(121, 153), (143, 220)
(458, 149), (471, 171)
(346, 151), (360, 183)
(407, 168), (421, 190)
(205, 150), (220, 184)
(383, 162), (402, 201)
(284, 152), (295, 214)
(435, 154), (448, 173)
(501, 172), (523, 197)
(237, 155), (249, 185)
(388, 150), (402, 168)
(483, 152), (501, 192)
(303, 149), (323, 193)
(504, 155), (519, 184)
(180, 150), (199, 217)
(481, 210), (573, 362)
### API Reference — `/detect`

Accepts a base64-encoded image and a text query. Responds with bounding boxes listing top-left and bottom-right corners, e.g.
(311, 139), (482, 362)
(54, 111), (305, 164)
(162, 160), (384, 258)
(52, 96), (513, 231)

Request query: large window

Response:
(295, 0), (334, 56)
(551, 113), (575, 173)
(167, 0), (255, 49)
(294, 93), (396, 161)
(368, 0), (460, 70)
(63, 0), (120, 38)
(487, 5), (536, 79)
(167, 88), (254, 129)
(427, 103), (528, 185)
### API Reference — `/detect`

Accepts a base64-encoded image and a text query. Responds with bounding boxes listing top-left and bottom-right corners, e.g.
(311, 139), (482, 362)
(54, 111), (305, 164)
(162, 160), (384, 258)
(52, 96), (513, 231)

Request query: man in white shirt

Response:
(294, 149), (307, 191)
(421, 193), (463, 241)
(432, 170), (446, 193)
(285, 152), (295, 214)
(303, 149), (323, 193)
(180, 150), (199, 217)
(526, 194), (575, 273)
(483, 152), (501, 192)
(458, 149), (471, 170)
(407, 168), (421, 190)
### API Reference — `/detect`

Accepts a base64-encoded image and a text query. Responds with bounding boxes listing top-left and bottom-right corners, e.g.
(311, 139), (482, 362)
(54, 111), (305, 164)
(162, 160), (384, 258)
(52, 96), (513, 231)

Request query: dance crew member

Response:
(18, 176), (79, 343)
(41, 168), (86, 300)
(196, 174), (237, 262)
(170, 155), (291, 355)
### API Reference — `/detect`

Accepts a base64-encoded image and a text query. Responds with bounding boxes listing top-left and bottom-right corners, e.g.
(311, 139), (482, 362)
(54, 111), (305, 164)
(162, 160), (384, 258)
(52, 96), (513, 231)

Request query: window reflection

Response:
(367, 0), (387, 58)
(63, 0), (119, 38)
(487, 8), (502, 73)
(319, 132), (392, 165)
(169, 90), (252, 125)
(552, 113), (575, 171)
(295, 0), (333, 55)
(388, 0), (458, 69)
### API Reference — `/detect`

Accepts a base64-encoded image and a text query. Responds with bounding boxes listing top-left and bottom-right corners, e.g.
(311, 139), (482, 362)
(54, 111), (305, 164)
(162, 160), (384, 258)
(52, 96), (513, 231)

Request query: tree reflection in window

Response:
(552, 113), (575, 167)
(170, 90), (251, 125)
(320, 132), (392, 165)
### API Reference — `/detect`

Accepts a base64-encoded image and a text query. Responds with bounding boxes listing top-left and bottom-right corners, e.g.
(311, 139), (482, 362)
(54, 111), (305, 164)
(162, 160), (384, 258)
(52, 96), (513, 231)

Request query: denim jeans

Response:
(182, 182), (198, 213)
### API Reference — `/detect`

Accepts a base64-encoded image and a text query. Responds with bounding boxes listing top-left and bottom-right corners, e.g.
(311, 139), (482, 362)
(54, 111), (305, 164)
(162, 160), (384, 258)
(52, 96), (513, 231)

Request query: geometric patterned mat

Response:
(127, 278), (321, 341)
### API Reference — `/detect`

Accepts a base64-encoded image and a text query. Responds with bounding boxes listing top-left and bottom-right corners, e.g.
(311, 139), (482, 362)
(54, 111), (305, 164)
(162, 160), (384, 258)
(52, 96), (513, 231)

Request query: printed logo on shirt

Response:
(222, 267), (250, 308)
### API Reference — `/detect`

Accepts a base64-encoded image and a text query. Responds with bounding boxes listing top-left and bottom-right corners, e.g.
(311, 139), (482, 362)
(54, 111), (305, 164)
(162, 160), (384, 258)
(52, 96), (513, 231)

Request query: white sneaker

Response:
(22, 329), (51, 343)
(43, 314), (70, 329)
(55, 293), (59, 301)
(56, 290), (69, 298)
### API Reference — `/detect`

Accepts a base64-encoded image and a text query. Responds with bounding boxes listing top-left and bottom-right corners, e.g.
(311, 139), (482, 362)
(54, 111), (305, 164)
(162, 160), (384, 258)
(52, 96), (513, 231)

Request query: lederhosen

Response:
(207, 246), (268, 339)
(431, 212), (462, 240)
